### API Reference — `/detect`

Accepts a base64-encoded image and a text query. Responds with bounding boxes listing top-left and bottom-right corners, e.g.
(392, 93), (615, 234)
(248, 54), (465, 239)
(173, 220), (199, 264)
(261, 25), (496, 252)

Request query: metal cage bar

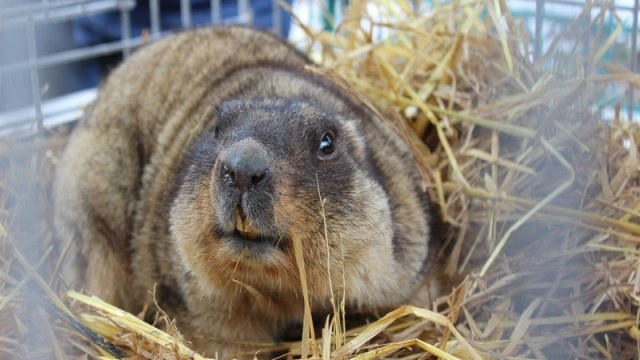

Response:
(629, 0), (638, 120)
(26, 14), (44, 133)
(181, 0), (192, 28)
(0, 0), (136, 25)
(150, 0), (161, 40)
(121, 3), (132, 58)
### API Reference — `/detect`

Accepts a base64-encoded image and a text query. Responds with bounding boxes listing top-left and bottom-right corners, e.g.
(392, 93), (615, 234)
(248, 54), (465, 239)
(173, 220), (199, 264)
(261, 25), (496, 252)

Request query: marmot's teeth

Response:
(234, 210), (259, 240)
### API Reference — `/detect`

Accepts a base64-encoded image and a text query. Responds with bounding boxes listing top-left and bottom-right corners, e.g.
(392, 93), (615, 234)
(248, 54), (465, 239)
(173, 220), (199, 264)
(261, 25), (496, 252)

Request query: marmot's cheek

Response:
(334, 175), (417, 306)
(269, 177), (331, 288)
(168, 184), (225, 296)
(272, 175), (318, 238)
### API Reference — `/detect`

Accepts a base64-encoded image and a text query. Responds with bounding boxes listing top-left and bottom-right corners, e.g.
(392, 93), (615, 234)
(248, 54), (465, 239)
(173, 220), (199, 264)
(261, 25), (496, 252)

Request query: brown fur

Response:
(54, 26), (440, 358)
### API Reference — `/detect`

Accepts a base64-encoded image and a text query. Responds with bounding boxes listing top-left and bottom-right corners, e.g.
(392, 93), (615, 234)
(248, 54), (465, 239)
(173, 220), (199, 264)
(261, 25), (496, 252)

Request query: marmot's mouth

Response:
(223, 208), (290, 252)
(234, 208), (261, 240)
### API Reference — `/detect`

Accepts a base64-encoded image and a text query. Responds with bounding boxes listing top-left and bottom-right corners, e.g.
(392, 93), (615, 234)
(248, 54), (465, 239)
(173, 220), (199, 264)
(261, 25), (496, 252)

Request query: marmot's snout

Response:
(216, 138), (278, 245)
(220, 139), (270, 193)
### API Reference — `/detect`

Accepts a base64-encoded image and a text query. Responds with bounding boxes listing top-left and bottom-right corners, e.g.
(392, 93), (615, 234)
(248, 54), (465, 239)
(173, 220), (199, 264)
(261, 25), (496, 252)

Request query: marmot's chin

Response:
(215, 208), (290, 261)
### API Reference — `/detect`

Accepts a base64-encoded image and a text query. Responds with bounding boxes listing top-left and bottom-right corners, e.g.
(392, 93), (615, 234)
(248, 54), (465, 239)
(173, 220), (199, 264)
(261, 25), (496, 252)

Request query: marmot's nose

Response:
(221, 139), (270, 192)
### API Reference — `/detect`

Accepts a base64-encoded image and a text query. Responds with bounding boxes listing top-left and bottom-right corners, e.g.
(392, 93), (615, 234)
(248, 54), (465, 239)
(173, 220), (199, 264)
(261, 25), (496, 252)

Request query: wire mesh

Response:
(0, 0), (262, 135)
(0, 0), (637, 136)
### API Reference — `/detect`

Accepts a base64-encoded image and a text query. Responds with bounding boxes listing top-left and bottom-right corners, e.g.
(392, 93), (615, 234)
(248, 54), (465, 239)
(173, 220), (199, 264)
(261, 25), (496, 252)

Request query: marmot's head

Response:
(171, 96), (433, 309)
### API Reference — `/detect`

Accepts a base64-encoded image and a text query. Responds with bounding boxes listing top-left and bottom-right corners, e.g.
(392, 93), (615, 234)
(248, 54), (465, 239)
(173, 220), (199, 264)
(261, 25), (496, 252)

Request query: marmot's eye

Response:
(318, 131), (336, 159)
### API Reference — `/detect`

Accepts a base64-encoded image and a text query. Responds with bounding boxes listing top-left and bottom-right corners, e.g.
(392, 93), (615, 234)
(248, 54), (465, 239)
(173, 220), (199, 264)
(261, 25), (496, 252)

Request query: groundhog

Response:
(54, 26), (439, 358)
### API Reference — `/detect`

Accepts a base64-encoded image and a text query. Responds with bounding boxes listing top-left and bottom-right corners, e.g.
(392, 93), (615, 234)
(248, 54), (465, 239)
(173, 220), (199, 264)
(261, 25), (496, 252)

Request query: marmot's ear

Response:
(216, 99), (246, 118)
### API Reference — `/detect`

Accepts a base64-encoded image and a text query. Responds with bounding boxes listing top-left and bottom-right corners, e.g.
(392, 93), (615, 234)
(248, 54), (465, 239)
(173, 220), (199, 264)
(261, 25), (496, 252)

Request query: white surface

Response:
(0, 88), (97, 135)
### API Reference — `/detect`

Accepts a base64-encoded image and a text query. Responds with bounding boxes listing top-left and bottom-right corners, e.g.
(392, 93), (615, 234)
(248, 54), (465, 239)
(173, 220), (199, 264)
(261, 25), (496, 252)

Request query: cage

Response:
(0, 1), (638, 136)
(0, 0), (291, 135)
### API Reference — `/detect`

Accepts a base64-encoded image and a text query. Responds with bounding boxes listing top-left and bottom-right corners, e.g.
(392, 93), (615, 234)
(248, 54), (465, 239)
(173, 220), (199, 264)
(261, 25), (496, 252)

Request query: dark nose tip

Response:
(221, 139), (270, 192)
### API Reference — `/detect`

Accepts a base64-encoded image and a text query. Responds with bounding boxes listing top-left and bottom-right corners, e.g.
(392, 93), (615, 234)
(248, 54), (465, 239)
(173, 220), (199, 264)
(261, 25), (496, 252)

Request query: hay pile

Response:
(1, 0), (639, 358)
(295, 0), (640, 358)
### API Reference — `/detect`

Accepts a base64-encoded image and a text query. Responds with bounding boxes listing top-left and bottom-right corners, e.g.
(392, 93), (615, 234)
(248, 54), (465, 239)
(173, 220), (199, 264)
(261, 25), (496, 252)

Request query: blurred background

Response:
(0, 0), (638, 136)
